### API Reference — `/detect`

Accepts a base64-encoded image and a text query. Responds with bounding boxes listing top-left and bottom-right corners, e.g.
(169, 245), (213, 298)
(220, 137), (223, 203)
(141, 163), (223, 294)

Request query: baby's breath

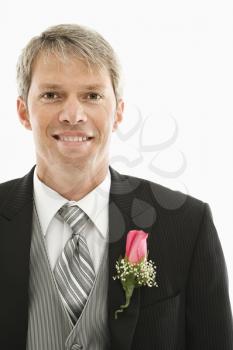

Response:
(113, 257), (158, 288)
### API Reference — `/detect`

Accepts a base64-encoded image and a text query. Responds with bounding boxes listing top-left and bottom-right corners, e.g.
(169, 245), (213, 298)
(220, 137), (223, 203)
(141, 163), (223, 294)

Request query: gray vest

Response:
(26, 205), (110, 350)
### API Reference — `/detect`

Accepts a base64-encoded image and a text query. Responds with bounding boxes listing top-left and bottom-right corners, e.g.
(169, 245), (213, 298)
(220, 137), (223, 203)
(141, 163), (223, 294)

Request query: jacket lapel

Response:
(0, 167), (34, 348)
(108, 167), (155, 350)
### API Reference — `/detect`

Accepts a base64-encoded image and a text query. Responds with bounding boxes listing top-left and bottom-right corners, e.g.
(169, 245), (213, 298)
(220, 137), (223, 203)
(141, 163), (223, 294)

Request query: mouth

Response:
(53, 135), (94, 143)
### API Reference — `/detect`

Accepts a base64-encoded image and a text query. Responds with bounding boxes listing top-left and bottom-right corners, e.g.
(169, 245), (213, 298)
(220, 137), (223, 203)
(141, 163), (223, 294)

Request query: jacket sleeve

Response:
(186, 203), (233, 349)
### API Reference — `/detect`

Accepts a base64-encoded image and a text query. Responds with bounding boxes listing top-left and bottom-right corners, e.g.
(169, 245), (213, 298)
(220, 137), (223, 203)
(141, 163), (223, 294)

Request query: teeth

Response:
(59, 136), (89, 142)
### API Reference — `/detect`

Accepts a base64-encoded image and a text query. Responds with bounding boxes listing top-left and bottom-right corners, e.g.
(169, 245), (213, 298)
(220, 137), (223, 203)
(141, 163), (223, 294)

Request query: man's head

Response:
(16, 24), (123, 104)
(16, 24), (124, 183)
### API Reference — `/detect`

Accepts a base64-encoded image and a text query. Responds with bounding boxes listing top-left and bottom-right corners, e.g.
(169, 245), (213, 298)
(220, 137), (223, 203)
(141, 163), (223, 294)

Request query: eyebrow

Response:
(38, 83), (107, 90)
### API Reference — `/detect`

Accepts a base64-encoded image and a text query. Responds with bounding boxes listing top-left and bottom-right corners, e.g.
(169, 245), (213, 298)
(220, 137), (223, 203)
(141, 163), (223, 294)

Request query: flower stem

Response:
(114, 284), (135, 319)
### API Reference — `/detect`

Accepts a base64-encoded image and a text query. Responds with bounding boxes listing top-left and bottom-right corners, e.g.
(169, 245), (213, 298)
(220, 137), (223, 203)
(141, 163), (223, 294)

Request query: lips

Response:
(53, 132), (94, 142)
(54, 135), (92, 142)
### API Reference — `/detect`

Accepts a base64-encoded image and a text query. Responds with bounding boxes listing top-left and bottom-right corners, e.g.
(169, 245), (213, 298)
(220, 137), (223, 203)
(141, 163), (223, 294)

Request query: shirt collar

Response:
(33, 167), (111, 238)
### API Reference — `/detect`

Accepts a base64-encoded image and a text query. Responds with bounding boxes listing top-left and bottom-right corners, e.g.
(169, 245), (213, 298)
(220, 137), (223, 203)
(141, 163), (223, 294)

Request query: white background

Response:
(0, 0), (232, 305)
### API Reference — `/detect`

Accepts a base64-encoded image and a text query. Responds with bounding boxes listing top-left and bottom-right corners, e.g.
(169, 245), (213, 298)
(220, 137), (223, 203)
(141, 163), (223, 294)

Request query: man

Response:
(0, 24), (232, 350)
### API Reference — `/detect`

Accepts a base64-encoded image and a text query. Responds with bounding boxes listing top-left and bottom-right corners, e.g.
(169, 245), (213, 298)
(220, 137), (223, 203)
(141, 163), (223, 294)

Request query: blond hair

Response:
(16, 24), (123, 102)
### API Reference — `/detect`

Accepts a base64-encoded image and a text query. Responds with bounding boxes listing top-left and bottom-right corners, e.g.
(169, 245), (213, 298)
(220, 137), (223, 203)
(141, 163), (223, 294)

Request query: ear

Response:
(17, 97), (32, 130)
(112, 99), (124, 132)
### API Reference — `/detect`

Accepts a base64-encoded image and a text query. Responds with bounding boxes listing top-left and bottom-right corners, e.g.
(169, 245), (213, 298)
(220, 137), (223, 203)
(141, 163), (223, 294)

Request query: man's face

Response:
(17, 53), (123, 176)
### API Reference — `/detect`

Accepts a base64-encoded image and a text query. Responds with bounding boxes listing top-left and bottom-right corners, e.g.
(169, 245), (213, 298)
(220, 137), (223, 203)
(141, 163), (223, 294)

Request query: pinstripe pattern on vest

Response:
(26, 205), (110, 350)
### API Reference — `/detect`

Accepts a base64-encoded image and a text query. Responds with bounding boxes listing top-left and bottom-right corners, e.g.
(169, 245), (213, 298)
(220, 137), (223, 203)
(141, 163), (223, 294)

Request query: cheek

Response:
(98, 120), (114, 141)
(30, 116), (47, 134)
(29, 117), (52, 146)
(29, 106), (56, 132)
(94, 106), (116, 133)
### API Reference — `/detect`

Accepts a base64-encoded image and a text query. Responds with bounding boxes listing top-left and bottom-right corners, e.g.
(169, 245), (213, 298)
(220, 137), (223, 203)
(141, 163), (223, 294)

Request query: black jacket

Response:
(0, 166), (232, 349)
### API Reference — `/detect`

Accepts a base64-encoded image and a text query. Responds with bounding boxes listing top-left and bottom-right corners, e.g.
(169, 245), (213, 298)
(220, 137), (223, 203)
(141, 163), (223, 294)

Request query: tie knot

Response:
(58, 203), (89, 235)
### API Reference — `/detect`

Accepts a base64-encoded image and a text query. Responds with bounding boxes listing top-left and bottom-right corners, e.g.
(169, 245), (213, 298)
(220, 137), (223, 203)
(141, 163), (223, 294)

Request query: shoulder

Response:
(0, 177), (21, 199)
(112, 168), (205, 208)
(0, 167), (35, 204)
(110, 167), (207, 223)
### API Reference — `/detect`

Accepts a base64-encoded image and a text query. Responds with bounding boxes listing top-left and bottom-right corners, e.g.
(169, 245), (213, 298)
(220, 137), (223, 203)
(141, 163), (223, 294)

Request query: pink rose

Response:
(125, 230), (148, 263)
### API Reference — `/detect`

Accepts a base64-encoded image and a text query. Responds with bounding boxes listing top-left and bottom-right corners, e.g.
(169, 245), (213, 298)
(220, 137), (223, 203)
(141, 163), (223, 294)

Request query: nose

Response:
(58, 97), (87, 125)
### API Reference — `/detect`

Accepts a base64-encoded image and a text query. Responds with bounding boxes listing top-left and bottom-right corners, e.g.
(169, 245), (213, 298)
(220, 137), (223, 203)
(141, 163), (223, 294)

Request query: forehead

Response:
(30, 52), (112, 87)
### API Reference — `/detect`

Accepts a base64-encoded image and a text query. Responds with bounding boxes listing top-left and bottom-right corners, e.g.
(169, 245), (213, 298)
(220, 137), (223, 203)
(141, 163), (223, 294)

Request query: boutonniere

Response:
(113, 230), (158, 319)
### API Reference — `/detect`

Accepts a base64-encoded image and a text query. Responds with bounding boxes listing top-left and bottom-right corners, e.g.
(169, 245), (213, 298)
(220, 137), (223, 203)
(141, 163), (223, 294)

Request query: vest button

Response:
(71, 345), (83, 350)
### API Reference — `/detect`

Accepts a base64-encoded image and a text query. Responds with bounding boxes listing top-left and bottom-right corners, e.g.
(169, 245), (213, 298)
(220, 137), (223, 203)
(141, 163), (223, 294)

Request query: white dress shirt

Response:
(33, 167), (110, 273)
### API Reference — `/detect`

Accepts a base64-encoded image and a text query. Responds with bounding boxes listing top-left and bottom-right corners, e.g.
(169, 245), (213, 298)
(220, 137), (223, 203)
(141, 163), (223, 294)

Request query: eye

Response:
(86, 92), (103, 101)
(41, 92), (60, 101)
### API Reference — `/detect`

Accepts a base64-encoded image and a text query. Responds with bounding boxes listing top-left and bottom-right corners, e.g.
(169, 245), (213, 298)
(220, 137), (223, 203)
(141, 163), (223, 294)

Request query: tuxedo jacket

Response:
(0, 166), (232, 350)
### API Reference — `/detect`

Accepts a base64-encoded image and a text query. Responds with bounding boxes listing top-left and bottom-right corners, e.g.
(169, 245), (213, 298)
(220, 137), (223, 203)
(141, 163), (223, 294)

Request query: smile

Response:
(53, 135), (93, 142)
(59, 136), (90, 142)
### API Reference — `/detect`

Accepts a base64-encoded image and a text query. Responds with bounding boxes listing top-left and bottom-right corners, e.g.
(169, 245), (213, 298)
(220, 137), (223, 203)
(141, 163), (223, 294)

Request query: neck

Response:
(36, 163), (109, 201)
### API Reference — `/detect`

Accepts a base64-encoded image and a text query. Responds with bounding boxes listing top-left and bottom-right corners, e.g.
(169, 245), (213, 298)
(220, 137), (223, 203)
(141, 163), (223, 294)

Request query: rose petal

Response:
(126, 230), (148, 263)
(136, 234), (148, 261)
(125, 230), (138, 258)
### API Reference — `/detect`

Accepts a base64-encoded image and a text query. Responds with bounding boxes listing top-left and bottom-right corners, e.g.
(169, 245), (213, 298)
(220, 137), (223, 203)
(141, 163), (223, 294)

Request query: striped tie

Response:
(54, 203), (95, 324)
